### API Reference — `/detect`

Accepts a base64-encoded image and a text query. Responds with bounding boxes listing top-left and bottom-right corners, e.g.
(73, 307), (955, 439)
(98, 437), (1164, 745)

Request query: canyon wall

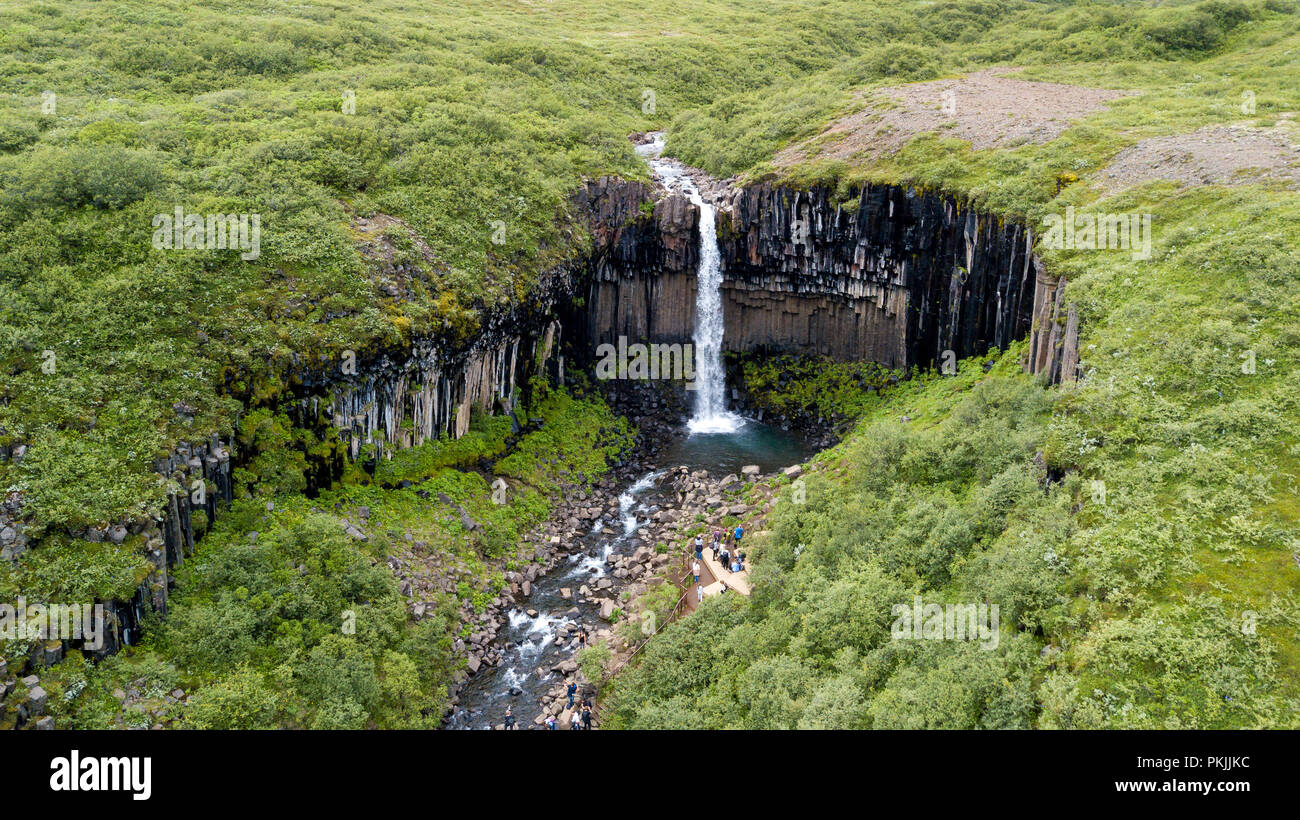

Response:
(575, 178), (1078, 380)
(3, 173), (1080, 725)
(719, 183), (1037, 369)
(292, 265), (581, 465)
(0, 183), (635, 694)
(569, 176), (699, 348)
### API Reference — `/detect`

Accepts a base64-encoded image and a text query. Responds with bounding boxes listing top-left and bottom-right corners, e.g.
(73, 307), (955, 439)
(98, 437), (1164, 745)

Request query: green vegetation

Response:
(611, 337), (1299, 727)
(2, 0), (1298, 728)
(0, 0), (923, 528)
(26, 386), (629, 727)
(738, 352), (905, 425)
(600, 0), (1300, 729)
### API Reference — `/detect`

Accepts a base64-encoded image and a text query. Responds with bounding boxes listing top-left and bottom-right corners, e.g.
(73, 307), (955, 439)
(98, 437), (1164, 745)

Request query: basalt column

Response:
(568, 176), (700, 353)
(717, 183), (1039, 370)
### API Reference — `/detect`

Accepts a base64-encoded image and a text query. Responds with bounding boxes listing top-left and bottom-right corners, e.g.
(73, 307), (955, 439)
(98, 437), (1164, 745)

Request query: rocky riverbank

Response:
(438, 403), (806, 728)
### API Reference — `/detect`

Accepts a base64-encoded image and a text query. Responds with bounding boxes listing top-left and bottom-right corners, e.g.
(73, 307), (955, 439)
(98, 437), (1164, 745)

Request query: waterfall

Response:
(638, 134), (742, 434)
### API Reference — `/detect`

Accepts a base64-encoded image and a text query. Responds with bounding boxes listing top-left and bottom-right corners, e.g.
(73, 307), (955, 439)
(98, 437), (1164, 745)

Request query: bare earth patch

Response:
(349, 211), (445, 300)
(1097, 121), (1300, 193)
(775, 68), (1134, 167)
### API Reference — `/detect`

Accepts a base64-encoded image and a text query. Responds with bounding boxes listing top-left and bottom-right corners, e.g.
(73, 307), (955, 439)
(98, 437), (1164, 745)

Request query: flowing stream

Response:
(443, 424), (817, 729)
(444, 470), (665, 730)
(444, 135), (817, 729)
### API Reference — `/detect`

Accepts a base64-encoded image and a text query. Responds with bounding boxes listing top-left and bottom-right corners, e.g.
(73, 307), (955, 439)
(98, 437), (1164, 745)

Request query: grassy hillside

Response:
(31, 385), (632, 729)
(607, 2), (1300, 728)
(0, 0), (904, 532)
(1, 0), (1298, 728)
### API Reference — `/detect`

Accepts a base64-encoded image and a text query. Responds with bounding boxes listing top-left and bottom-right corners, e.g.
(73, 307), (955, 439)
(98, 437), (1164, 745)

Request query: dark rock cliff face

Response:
(718, 183), (1038, 370)
(568, 176), (699, 349)
(574, 178), (1077, 381)
(289, 261), (581, 469)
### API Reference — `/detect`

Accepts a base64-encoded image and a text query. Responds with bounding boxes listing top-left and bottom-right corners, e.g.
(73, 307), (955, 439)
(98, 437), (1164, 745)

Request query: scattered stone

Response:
(27, 685), (47, 715)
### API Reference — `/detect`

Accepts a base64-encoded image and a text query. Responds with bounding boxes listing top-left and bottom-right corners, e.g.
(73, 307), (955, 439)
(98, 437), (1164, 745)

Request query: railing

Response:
(600, 569), (692, 683)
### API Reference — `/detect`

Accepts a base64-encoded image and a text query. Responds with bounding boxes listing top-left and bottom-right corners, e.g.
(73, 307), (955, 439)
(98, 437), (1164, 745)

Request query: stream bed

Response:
(444, 417), (816, 729)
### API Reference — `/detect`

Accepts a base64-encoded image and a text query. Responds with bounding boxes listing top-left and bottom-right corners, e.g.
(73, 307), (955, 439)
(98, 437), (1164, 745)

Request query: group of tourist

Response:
(691, 526), (746, 573)
(689, 525), (747, 603)
(502, 676), (594, 730)
(544, 679), (594, 730)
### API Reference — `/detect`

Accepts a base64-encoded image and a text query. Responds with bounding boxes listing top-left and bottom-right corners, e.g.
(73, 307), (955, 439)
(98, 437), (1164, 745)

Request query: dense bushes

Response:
(1141, 1), (1263, 56)
(34, 386), (630, 728)
(0, 145), (163, 212)
(612, 250), (1300, 730)
(609, 362), (1064, 728)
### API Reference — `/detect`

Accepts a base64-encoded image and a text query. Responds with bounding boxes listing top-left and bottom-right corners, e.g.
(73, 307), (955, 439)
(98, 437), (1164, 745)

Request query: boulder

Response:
(27, 685), (47, 715)
(783, 465), (803, 478)
(459, 509), (479, 531)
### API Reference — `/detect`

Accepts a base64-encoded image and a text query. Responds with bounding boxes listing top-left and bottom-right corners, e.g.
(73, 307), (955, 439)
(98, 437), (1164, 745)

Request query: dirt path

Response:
(1097, 122), (1300, 192)
(775, 67), (1134, 167)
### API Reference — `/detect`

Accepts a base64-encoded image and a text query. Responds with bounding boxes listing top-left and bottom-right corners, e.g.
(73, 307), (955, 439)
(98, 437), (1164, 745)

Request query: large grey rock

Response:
(459, 509), (479, 531)
(27, 685), (47, 715)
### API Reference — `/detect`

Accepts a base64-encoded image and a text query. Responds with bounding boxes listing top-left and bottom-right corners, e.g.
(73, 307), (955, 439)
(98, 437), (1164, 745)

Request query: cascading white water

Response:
(638, 134), (742, 435)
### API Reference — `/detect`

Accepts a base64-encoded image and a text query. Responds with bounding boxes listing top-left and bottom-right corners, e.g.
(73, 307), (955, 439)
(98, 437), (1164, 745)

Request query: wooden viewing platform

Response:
(701, 546), (751, 596)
